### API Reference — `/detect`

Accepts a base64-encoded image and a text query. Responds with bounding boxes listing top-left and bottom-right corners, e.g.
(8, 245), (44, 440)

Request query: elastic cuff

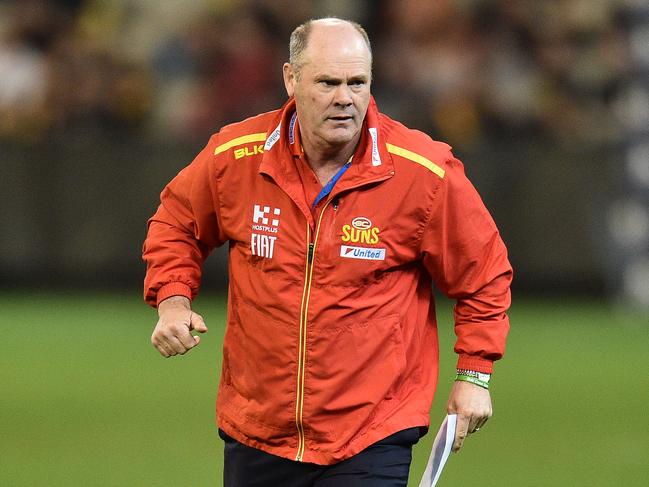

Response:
(156, 282), (193, 307)
(456, 354), (494, 374)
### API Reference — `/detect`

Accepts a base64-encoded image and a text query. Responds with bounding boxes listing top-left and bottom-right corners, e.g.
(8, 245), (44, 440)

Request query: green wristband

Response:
(455, 374), (490, 389)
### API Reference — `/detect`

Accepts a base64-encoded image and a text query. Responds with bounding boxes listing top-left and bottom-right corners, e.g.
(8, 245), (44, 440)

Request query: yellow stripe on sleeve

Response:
(214, 132), (267, 155)
(386, 143), (445, 178)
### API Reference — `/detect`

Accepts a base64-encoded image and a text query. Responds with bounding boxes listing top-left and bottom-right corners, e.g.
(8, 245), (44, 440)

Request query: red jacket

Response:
(143, 97), (512, 465)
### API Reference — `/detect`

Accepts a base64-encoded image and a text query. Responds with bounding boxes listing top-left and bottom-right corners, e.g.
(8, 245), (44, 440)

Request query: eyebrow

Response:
(315, 74), (369, 84)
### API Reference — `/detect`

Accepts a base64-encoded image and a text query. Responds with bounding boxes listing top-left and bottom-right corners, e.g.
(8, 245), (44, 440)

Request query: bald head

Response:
(282, 17), (372, 161)
(289, 18), (372, 79)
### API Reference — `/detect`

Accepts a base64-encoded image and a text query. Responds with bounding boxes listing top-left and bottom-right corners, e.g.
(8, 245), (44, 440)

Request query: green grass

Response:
(1, 291), (647, 486)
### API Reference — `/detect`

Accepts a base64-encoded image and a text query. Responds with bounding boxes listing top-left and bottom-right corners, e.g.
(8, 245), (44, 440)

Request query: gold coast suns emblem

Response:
(341, 217), (380, 245)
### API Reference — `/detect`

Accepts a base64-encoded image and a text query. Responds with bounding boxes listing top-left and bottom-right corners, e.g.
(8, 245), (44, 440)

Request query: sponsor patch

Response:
(288, 112), (297, 145)
(340, 245), (386, 261)
(264, 122), (281, 151)
(252, 233), (277, 259)
(369, 127), (381, 166)
(251, 204), (281, 258)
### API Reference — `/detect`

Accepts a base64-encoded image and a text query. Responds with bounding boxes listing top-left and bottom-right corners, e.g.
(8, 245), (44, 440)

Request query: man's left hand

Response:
(446, 380), (492, 452)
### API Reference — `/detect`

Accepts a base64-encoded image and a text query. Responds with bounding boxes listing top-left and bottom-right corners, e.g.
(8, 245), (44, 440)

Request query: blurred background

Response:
(1, 0), (648, 486)
(2, 0), (649, 303)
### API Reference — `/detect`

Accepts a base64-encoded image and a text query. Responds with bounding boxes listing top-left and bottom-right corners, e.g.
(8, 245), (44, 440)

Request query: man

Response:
(143, 18), (512, 486)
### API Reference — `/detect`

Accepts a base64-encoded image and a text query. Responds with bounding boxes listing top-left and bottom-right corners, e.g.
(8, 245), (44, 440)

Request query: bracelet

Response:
(455, 374), (490, 389)
(456, 369), (479, 378)
(456, 369), (491, 383)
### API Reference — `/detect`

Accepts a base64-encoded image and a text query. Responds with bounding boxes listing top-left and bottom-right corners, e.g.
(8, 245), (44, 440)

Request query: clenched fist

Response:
(151, 296), (208, 357)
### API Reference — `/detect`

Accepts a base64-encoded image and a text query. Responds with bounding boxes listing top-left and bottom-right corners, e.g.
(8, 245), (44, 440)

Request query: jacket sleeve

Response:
(420, 156), (512, 374)
(142, 138), (226, 307)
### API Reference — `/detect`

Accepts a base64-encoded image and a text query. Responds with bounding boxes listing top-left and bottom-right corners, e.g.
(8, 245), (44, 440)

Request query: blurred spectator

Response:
(374, 0), (488, 147)
(0, 0), (642, 298)
(153, 6), (285, 141)
(0, 0), (154, 141)
(371, 0), (630, 148)
(0, 26), (48, 140)
(0, 0), (70, 140)
(0, 0), (633, 145)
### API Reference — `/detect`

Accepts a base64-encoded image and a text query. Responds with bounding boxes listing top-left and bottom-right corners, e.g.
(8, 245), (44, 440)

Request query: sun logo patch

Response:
(341, 216), (380, 245)
(340, 217), (385, 260)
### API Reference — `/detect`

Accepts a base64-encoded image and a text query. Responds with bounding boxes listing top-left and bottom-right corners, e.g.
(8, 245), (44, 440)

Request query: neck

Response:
(301, 131), (360, 180)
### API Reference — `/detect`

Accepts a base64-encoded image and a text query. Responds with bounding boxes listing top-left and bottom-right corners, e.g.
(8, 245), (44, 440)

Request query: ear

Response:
(283, 63), (296, 97)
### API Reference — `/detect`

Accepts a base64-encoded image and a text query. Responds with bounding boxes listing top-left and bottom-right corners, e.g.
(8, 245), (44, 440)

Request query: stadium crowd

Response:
(3, 0), (647, 304)
(0, 0), (631, 146)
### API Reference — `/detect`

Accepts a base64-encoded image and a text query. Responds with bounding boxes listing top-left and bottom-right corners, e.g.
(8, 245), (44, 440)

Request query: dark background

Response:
(1, 0), (647, 303)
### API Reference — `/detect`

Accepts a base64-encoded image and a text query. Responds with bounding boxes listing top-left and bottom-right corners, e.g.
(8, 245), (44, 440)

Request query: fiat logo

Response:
(351, 217), (372, 230)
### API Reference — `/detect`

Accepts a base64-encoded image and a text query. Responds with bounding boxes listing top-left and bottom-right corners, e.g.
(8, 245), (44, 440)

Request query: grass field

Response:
(1, 291), (648, 486)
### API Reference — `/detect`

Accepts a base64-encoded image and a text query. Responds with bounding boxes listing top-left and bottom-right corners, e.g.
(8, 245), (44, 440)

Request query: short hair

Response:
(288, 18), (372, 77)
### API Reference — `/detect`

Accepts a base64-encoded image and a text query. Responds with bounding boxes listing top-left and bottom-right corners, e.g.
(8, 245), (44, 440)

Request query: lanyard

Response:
(312, 160), (352, 208)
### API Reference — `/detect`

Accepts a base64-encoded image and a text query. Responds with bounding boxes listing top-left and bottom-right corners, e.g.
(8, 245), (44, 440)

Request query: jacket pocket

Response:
(221, 297), (296, 423)
(305, 314), (407, 436)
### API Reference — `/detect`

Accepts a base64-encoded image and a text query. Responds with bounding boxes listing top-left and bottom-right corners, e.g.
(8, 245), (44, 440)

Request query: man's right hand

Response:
(151, 296), (208, 357)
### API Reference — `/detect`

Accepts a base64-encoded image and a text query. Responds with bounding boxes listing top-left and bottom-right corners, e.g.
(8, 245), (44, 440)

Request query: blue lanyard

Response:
(312, 160), (352, 208)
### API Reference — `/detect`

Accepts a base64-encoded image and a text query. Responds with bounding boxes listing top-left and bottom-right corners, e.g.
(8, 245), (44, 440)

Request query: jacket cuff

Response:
(456, 354), (494, 374)
(156, 282), (193, 307)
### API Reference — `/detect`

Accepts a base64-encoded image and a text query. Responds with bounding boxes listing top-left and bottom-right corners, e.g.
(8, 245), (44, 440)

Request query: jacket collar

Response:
(259, 96), (394, 195)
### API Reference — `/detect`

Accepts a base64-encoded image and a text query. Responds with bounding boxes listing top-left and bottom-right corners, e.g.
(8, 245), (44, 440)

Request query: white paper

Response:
(418, 414), (457, 487)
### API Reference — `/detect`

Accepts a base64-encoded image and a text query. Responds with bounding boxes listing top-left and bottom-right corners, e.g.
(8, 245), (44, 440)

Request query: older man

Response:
(143, 18), (512, 486)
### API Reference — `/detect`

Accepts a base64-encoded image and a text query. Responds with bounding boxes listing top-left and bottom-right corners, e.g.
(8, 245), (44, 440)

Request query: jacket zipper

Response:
(295, 199), (332, 461)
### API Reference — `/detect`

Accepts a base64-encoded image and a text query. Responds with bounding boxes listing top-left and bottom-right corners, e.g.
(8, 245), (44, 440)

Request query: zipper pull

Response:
(333, 197), (339, 211)
(308, 242), (314, 263)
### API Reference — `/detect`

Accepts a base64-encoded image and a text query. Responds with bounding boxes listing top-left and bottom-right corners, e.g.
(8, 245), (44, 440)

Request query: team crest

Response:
(340, 216), (386, 260)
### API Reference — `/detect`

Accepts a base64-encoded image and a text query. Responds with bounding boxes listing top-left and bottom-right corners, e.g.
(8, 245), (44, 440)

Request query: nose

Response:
(333, 84), (353, 107)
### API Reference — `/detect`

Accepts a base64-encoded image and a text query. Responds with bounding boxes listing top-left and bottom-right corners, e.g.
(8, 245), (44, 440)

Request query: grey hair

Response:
(288, 18), (372, 78)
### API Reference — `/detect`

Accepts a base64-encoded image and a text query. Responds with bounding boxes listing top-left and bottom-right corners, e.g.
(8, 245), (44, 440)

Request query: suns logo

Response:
(341, 217), (380, 245)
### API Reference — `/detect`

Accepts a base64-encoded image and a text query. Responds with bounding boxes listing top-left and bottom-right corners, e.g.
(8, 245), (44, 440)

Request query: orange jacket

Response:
(143, 97), (512, 465)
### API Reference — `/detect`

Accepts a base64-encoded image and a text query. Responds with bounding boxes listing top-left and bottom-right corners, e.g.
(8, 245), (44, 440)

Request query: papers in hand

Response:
(418, 414), (457, 487)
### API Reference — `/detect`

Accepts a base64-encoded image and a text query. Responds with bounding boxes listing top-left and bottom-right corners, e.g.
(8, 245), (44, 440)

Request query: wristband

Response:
(455, 373), (490, 390)
(456, 368), (491, 383)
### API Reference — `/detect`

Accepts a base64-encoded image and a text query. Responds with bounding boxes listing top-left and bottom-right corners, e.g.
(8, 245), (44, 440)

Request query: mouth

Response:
(328, 115), (353, 122)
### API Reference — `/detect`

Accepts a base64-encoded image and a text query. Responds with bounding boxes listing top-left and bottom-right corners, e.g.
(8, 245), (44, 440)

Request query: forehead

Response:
(301, 23), (371, 76)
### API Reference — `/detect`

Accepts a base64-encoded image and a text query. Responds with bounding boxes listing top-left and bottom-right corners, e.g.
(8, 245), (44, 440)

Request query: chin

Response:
(322, 129), (357, 146)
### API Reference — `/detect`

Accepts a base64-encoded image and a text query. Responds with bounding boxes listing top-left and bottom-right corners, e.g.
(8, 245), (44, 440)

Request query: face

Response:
(283, 22), (372, 154)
